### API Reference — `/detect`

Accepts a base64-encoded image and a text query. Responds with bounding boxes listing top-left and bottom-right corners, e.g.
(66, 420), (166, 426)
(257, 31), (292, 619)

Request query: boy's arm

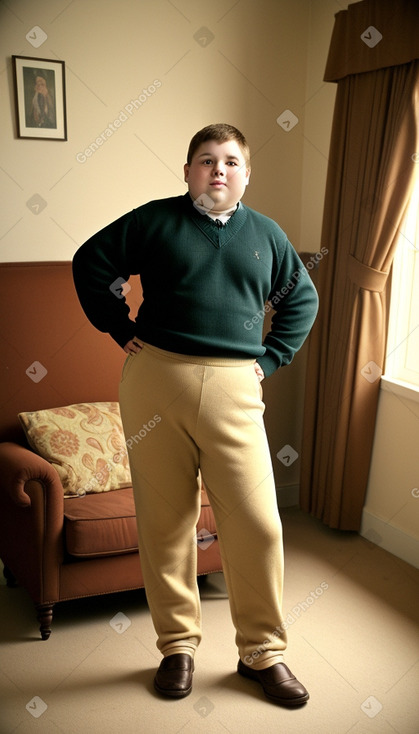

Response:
(257, 244), (319, 378)
(72, 211), (141, 349)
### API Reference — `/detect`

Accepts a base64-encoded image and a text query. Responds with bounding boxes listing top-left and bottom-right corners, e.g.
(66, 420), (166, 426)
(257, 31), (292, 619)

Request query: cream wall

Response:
(0, 0), (339, 258)
(361, 382), (419, 568)
(0, 0), (338, 492)
(0, 0), (332, 261)
(263, 0), (336, 496)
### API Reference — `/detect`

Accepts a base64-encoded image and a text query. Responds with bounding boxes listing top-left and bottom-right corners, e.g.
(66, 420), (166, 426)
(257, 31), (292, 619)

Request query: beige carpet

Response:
(1, 506), (418, 734)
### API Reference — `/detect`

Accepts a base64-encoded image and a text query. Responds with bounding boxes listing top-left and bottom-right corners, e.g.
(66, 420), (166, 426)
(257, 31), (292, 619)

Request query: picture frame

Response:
(12, 55), (67, 140)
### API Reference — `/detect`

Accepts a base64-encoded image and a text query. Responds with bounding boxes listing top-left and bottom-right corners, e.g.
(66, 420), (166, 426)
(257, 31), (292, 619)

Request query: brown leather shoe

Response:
(237, 659), (309, 707)
(154, 653), (194, 698)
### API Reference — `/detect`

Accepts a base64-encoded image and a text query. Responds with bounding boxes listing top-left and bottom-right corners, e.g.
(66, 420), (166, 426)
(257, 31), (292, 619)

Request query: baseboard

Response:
(360, 509), (419, 569)
(276, 484), (299, 508)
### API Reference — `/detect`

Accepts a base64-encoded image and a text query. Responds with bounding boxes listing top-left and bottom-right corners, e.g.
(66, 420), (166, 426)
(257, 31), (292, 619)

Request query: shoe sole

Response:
(153, 680), (192, 698)
(237, 662), (309, 707)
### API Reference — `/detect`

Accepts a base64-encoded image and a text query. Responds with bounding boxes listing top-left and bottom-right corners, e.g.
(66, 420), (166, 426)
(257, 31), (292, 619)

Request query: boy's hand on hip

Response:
(124, 339), (143, 355)
(254, 363), (265, 382)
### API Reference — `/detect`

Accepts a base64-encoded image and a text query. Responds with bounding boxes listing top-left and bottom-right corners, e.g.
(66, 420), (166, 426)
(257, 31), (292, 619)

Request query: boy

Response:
(72, 123), (318, 707)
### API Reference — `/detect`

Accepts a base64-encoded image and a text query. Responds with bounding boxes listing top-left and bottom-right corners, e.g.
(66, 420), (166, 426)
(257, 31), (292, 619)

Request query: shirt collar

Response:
(188, 193), (240, 222)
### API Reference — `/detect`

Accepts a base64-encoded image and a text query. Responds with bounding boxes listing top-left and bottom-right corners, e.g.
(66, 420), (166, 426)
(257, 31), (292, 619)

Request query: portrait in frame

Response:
(12, 55), (67, 140)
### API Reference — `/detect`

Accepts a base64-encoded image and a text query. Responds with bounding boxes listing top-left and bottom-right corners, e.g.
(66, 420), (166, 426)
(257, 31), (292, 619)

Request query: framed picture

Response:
(12, 55), (67, 140)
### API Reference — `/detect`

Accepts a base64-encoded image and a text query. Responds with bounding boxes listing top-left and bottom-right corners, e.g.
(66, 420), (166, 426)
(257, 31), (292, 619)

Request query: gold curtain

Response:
(300, 0), (419, 530)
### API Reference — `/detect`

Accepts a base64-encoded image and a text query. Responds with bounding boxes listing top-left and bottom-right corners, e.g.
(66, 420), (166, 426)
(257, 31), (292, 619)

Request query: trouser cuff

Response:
(161, 638), (199, 658)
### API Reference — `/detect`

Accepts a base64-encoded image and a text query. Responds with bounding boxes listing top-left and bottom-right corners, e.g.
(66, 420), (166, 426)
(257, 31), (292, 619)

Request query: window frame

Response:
(384, 168), (419, 388)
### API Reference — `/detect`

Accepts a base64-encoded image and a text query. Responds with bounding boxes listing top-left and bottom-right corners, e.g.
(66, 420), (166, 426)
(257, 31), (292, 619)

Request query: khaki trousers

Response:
(119, 342), (287, 668)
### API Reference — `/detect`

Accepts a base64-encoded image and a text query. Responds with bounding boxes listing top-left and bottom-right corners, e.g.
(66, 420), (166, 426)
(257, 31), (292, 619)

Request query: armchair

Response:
(0, 262), (222, 639)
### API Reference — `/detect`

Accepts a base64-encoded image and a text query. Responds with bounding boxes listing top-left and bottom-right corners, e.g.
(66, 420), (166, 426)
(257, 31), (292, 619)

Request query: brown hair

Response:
(186, 123), (250, 167)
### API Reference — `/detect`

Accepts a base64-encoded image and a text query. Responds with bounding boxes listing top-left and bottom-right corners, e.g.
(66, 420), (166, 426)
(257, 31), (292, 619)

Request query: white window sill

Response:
(380, 375), (419, 404)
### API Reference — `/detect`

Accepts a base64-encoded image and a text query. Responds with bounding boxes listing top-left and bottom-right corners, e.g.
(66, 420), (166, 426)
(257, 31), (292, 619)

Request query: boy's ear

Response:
(184, 163), (189, 182)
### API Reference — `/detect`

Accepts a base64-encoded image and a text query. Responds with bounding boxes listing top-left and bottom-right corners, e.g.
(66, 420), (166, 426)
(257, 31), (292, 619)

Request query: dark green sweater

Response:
(72, 193), (318, 377)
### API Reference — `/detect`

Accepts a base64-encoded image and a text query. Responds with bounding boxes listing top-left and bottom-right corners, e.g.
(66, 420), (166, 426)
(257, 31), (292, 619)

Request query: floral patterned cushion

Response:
(18, 402), (132, 497)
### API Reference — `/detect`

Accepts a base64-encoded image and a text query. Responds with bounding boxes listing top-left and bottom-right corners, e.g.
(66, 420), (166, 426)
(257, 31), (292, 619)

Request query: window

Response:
(385, 166), (419, 388)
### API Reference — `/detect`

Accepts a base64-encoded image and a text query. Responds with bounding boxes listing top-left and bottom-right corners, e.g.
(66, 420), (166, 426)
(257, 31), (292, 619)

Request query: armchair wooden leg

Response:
(36, 603), (54, 640)
(3, 566), (17, 587)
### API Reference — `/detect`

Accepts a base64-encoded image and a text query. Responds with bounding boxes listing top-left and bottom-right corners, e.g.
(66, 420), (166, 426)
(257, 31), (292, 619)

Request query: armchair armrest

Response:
(0, 442), (62, 507)
(0, 442), (65, 603)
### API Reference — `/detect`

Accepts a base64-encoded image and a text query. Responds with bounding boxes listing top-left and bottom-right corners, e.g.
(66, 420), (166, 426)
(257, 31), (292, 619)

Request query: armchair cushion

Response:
(64, 488), (138, 557)
(64, 486), (217, 559)
(18, 402), (131, 496)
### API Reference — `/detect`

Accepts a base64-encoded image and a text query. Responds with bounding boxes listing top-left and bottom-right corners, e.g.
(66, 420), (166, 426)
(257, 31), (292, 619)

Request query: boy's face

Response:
(184, 139), (250, 214)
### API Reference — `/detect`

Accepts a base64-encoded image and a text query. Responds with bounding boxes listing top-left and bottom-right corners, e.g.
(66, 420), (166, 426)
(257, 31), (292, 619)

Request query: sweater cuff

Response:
(257, 351), (281, 379)
(109, 321), (137, 350)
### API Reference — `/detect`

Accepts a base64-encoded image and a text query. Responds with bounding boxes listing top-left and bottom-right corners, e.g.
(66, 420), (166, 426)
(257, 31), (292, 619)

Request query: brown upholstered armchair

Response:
(0, 262), (222, 640)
